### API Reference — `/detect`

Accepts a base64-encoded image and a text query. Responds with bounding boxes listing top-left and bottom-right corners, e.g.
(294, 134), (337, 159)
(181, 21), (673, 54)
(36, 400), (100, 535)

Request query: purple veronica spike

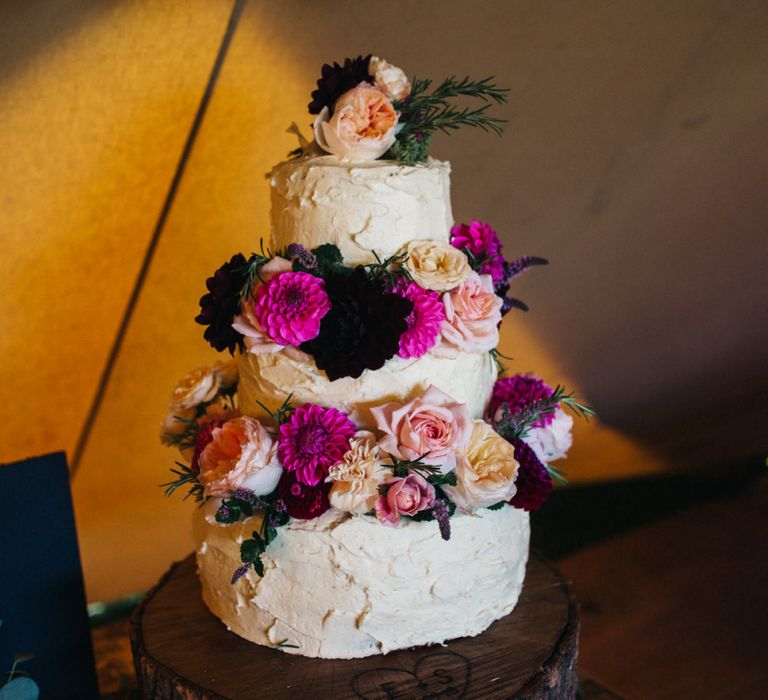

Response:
(216, 502), (231, 521)
(432, 499), (451, 541)
(505, 256), (548, 282)
(286, 244), (318, 271)
(232, 488), (256, 504)
(230, 563), (250, 584)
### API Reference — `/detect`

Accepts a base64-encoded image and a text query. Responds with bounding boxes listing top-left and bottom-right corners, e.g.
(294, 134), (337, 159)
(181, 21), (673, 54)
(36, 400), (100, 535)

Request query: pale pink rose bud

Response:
(375, 473), (435, 526)
(313, 83), (398, 161)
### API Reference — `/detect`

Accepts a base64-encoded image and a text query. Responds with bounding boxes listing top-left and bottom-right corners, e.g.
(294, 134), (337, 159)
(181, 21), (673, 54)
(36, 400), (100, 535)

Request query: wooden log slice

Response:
(131, 552), (578, 699)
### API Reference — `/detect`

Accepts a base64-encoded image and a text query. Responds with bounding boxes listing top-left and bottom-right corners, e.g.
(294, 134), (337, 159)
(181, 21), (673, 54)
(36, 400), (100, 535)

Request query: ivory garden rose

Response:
(449, 420), (519, 509)
(370, 386), (472, 473)
(368, 56), (411, 102)
(197, 416), (283, 497)
(375, 473), (435, 526)
(169, 364), (222, 410)
(403, 240), (471, 292)
(313, 83), (398, 160)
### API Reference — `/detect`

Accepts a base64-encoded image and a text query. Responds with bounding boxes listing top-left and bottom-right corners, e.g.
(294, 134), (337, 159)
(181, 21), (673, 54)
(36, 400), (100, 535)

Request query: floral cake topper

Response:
(302, 55), (508, 164)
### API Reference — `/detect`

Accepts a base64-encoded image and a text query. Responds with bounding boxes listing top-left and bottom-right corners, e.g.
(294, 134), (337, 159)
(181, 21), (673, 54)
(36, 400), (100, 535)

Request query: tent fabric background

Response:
(1, 0), (767, 601)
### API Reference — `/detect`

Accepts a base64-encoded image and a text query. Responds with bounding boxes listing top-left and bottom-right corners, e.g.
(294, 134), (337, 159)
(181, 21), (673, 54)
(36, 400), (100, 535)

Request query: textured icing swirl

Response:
(195, 504), (529, 658)
(270, 155), (453, 264)
(237, 349), (497, 426)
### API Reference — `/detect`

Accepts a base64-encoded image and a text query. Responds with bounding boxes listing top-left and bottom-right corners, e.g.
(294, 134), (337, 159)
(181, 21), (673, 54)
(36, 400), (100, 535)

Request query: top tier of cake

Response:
(269, 155), (453, 264)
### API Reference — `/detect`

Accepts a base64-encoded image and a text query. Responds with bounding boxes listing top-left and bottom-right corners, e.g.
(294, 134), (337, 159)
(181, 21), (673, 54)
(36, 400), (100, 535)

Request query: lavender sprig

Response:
(286, 243), (318, 271)
(505, 256), (549, 282)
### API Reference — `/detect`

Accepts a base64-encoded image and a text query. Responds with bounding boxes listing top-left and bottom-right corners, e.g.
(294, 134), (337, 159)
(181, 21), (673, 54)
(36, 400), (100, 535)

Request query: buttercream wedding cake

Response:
(161, 55), (590, 659)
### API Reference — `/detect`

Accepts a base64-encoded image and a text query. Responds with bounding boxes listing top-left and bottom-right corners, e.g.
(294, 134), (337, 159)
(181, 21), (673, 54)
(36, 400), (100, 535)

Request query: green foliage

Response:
(311, 243), (345, 273)
(387, 453), (437, 478)
(546, 463), (568, 486)
(487, 501), (506, 511)
(359, 250), (412, 286)
(238, 240), (278, 302)
(236, 501), (289, 580)
(389, 75), (509, 165)
(160, 462), (204, 502)
(489, 348), (513, 376)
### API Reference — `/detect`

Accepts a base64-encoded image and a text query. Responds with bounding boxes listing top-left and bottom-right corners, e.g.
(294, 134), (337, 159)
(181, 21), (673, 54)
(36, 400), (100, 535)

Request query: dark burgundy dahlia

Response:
(300, 267), (413, 381)
(308, 55), (372, 115)
(508, 438), (552, 511)
(277, 470), (331, 520)
(195, 253), (249, 354)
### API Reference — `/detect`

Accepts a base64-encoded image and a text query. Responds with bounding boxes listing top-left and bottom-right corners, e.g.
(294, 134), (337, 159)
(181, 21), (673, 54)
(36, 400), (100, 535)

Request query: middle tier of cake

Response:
(238, 348), (497, 424)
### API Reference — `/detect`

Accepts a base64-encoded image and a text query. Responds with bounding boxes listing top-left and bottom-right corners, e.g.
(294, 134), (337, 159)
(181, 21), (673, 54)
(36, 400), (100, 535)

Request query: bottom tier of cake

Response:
(194, 505), (530, 659)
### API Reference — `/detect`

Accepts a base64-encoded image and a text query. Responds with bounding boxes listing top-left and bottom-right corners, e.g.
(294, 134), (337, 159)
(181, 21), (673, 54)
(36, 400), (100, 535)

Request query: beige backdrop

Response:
(1, 0), (766, 600)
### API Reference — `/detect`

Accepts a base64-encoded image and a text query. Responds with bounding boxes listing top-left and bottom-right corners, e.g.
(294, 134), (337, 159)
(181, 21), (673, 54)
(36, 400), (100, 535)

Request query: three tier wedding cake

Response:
(160, 55), (590, 659)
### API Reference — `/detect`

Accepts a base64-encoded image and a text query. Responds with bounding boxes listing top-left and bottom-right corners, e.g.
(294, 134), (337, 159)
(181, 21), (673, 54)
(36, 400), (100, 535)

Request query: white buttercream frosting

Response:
(269, 155), (453, 264)
(237, 348), (497, 425)
(195, 505), (529, 658)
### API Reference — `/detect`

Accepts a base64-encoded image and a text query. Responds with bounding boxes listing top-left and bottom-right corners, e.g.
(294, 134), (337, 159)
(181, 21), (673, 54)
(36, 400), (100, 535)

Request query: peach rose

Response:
(371, 385), (472, 473)
(449, 420), (519, 510)
(438, 271), (502, 354)
(232, 256), (292, 354)
(403, 240), (471, 292)
(326, 432), (386, 514)
(198, 416), (282, 497)
(313, 83), (398, 160)
(369, 56), (411, 102)
(375, 473), (435, 526)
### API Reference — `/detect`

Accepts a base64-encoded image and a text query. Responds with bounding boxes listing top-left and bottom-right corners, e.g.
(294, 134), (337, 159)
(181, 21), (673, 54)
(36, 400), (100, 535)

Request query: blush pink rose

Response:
(375, 473), (435, 526)
(370, 385), (472, 473)
(232, 256), (292, 354)
(198, 416), (282, 497)
(313, 83), (398, 160)
(438, 271), (502, 355)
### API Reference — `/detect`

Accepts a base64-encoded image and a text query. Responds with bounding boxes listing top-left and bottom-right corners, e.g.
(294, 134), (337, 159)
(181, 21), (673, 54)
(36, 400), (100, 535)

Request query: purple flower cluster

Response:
(489, 374), (556, 427)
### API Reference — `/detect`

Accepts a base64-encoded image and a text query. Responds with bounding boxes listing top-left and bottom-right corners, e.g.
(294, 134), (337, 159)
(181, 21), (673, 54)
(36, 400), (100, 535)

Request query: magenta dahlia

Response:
(450, 220), (506, 285)
(278, 404), (356, 486)
(250, 272), (330, 347)
(508, 438), (552, 511)
(489, 374), (555, 428)
(392, 281), (445, 359)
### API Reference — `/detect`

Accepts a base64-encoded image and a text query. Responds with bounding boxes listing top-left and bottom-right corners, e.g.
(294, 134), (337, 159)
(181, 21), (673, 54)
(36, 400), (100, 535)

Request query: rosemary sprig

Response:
(160, 462), (204, 502)
(489, 348), (514, 376)
(389, 75), (509, 165)
(494, 385), (595, 441)
(546, 463), (568, 486)
(387, 453), (437, 478)
(237, 240), (277, 302)
(360, 250), (412, 286)
(255, 393), (295, 427)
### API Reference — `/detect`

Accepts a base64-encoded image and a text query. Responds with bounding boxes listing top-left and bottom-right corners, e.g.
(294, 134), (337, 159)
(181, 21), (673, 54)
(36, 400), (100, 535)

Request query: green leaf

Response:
(428, 471), (457, 487)
(487, 501), (507, 511)
(240, 535), (265, 564)
(312, 243), (344, 271)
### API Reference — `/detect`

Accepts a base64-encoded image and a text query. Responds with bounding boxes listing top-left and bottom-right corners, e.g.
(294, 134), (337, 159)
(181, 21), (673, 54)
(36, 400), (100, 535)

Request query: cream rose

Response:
(370, 385), (472, 473)
(197, 416), (282, 497)
(403, 240), (471, 291)
(326, 432), (387, 514)
(449, 420), (519, 510)
(232, 256), (292, 354)
(169, 365), (221, 410)
(369, 56), (411, 102)
(438, 271), (502, 354)
(213, 357), (239, 389)
(313, 83), (398, 161)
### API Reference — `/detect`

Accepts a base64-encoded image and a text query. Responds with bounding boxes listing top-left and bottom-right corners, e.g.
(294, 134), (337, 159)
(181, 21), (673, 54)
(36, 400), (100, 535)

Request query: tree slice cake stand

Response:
(130, 553), (578, 699)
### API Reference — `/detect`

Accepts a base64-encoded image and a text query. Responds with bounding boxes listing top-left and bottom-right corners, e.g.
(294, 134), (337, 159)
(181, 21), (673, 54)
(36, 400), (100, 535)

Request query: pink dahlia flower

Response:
(488, 374), (555, 427)
(450, 220), (506, 285)
(251, 271), (330, 347)
(392, 281), (445, 359)
(278, 403), (356, 486)
(375, 473), (435, 526)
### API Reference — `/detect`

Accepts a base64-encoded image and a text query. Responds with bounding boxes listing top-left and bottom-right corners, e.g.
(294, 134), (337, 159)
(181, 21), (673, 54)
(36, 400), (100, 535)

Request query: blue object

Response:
(0, 452), (99, 699)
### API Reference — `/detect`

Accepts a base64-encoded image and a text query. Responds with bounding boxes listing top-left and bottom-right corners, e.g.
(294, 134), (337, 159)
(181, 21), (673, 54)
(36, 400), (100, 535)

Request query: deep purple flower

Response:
(278, 403), (356, 486)
(450, 220), (506, 285)
(300, 268), (413, 381)
(432, 499), (451, 541)
(277, 470), (331, 520)
(489, 374), (556, 427)
(508, 439), (552, 511)
(230, 563), (250, 584)
(308, 55), (372, 115)
(391, 280), (445, 359)
(285, 243), (318, 271)
(195, 253), (250, 354)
